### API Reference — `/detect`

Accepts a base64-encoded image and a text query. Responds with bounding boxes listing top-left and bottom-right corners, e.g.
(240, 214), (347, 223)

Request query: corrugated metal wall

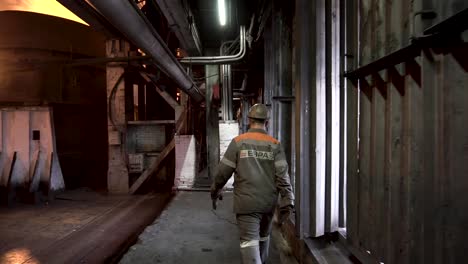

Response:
(346, 0), (468, 263)
(291, 0), (468, 262)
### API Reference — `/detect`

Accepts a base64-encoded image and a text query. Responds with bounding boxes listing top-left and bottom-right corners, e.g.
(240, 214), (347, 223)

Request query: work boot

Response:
(259, 237), (270, 263)
(240, 245), (262, 264)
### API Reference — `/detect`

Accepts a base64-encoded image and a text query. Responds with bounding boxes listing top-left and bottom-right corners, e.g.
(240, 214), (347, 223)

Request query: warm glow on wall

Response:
(0, 0), (87, 25)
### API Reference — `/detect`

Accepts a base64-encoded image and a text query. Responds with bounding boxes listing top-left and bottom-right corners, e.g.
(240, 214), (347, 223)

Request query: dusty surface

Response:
(0, 189), (171, 264)
(121, 191), (297, 264)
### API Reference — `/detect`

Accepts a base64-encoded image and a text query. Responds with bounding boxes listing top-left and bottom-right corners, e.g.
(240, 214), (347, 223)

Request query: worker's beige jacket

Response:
(212, 128), (294, 214)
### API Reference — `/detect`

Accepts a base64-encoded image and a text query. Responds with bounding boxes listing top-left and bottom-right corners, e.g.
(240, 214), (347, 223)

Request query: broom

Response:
(271, 209), (293, 256)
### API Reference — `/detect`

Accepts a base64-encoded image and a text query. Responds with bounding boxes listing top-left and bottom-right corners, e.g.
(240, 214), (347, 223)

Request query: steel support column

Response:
(272, 1), (293, 165)
(220, 64), (233, 121)
(205, 63), (220, 180)
(106, 39), (130, 194)
(294, 0), (327, 238)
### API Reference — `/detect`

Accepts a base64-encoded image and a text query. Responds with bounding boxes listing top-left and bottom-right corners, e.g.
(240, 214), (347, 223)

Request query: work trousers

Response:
(236, 212), (274, 264)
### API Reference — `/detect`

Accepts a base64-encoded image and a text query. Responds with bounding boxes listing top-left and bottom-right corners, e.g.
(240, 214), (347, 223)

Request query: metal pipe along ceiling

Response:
(179, 26), (246, 65)
(86, 0), (204, 103)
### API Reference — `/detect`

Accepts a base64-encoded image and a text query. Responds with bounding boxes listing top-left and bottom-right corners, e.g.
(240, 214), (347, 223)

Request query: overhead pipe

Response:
(179, 26), (246, 65)
(219, 39), (235, 121)
(85, 0), (204, 103)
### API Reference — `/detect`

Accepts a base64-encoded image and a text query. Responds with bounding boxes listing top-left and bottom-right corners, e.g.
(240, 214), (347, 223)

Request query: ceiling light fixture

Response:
(218, 0), (226, 26)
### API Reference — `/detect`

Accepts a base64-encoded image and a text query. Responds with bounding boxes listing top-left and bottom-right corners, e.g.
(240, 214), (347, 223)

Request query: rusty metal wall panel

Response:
(422, 51), (468, 264)
(346, 0), (468, 263)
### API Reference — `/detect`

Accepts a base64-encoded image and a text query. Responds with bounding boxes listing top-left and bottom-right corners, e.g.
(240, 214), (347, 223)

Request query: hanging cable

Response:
(108, 73), (125, 133)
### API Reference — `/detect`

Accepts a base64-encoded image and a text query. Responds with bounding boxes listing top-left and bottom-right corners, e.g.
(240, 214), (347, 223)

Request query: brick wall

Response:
(219, 122), (239, 189)
(174, 135), (196, 189)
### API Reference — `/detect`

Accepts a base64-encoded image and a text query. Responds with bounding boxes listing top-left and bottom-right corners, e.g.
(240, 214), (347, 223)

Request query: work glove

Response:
(210, 185), (223, 210)
(278, 205), (293, 226)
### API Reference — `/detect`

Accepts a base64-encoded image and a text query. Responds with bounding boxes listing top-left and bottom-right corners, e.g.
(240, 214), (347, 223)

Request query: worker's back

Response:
(231, 128), (282, 214)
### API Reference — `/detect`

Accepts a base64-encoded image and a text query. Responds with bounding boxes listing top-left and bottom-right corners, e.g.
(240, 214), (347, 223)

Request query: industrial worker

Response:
(210, 103), (294, 264)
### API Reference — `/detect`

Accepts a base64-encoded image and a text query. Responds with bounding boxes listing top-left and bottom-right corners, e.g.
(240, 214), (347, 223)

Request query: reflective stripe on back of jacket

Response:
(214, 128), (294, 214)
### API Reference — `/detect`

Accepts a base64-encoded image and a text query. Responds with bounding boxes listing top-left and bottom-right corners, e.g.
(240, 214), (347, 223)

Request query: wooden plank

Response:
(129, 138), (175, 194)
(345, 0), (359, 247)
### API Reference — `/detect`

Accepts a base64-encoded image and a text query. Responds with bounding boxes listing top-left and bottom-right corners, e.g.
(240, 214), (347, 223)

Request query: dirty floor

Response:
(0, 189), (171, 264)
(120, 191), (298, 264)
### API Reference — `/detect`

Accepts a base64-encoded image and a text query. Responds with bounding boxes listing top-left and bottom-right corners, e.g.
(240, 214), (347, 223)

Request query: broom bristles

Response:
(272, 214), (293, 256)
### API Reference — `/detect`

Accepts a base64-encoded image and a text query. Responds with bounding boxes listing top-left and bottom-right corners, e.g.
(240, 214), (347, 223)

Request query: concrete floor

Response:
(0, 189), (171, 264)
(121, 191), (296, 264)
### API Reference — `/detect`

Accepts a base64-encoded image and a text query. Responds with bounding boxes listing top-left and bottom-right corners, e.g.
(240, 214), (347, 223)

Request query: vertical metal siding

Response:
(345, 0), (359, 248)
(345, 0), (468, 263)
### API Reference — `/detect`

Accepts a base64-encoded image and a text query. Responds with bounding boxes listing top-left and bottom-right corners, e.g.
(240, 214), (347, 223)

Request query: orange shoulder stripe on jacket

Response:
(234, 132), (279, 144)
